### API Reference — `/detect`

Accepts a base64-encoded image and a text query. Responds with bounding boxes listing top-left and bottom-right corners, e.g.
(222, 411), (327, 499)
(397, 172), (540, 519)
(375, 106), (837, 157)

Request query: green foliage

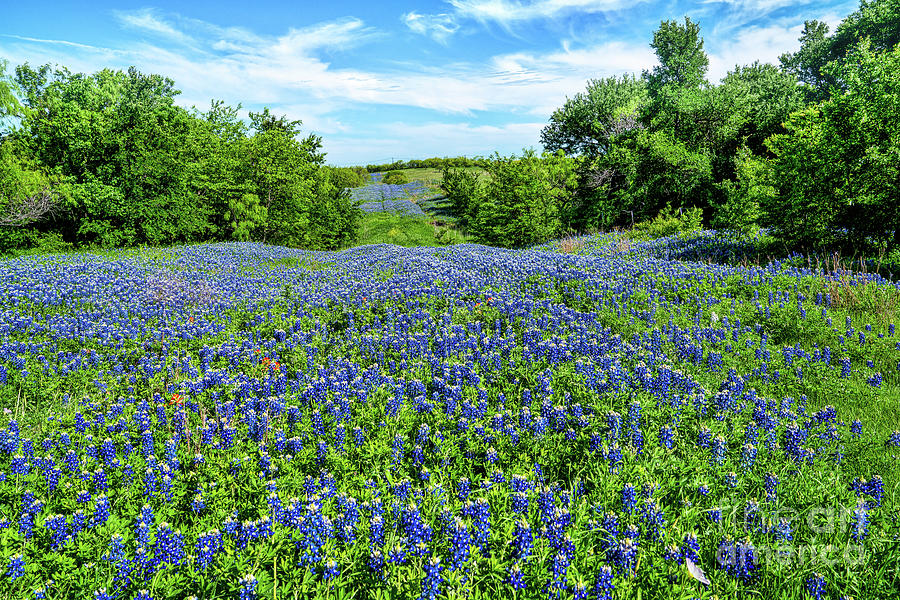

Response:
(712, 146), (772, 235)
(644, 16), (709, 91)
(540, 75), (647, 156)
(765, 39), (900, 250)
(616, 129), (714, 223)
(718, 62), (805, 157)
(467, 151), (569, 248)
(225, 193), (267, 242)
(444, 152), (577, 247)
(382, 170), (409, 184)
(323, 166), (367, 189)
(780, 0), (900, 101)
(0, 58), (24, 127)
(307, 172), (362, 250)
(631, 203), (703, 240)
(0, 61), (360, 254)
(440, 165), (482, 229)
(363, 156), (487, 172)
(642, 16), (709, 137)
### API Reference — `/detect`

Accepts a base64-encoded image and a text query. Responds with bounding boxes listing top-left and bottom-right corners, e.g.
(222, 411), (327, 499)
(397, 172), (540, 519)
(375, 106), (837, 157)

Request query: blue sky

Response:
(1, 0), (858, 165)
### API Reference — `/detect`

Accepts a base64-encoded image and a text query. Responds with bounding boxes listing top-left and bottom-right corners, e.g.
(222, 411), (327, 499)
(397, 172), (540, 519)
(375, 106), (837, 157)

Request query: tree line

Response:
(0, 63), (361, 254)
(444, 0), (900, 252)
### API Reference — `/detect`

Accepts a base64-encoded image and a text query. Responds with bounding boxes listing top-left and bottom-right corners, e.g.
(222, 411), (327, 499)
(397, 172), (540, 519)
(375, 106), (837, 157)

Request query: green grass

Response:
(354, 212), (469, 247)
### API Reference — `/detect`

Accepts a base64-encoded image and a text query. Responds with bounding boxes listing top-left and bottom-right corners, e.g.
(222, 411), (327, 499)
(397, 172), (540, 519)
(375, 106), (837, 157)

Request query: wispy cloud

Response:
(448, 0), (646, 24)
(0, 1), (859, 163)
(403, 12), (460, 43)
(0, 34), (107, 52)
(114, 8), (194, 45)
(704, 6), (855, 81)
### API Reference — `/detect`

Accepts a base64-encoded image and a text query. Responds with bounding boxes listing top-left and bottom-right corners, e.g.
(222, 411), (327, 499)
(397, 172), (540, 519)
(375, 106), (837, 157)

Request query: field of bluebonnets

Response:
(1, 232), (900, 599)
(349, 177), (431, 217)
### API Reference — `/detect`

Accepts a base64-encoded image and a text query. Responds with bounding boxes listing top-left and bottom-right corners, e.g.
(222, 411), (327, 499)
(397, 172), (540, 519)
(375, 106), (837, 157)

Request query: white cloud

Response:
(706, 22), (801, 82)
(448, 0), (646, 24)
(0, 3), (859, 164)
(114, 8), (193, 45)
(403, 12), (460, 43)
(704, 7), (854, 82)
(700, 0), (815, 13)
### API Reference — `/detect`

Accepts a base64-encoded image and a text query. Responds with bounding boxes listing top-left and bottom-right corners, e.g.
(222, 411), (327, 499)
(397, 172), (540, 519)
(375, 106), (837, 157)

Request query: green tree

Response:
(440, 166), (481, 229)
(225, 193), (267, 242)
(540, 75), (647, 157)
(382, 170), (409, 184)
(244, 108), (359, 249)
(642, 16), (709, 137)
(13, 64), (214, 246)
(0, 59), (24, 128)
(781, 0), (900, 101)
(615, 129), (713, 223)
(712, 146), (772, 235)
(765, 40), (900, 249)
(717, 62), (805, 157)
(466, 151), (571, 248)
(245, 123), (316, 246)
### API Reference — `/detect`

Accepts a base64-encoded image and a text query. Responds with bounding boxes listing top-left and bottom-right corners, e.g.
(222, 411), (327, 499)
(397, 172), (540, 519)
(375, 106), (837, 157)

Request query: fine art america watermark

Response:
(712, 503), (870, 568)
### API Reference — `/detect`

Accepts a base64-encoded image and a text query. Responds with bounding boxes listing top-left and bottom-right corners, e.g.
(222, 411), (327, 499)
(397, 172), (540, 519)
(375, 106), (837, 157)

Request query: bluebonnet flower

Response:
(613, 538), (639, 576)
(94, 589), (112, 600)
(711, 435), (727, 467)
(369, 515), (385, 548)
(697, 426), (711, 449)
(851, 500), (868, 542)
(457, 477), (471, 502)
(10, 454), (29, 475)
(238, 574), (258, 600)
(805, 573), (826, 600)
(640, 500), (665, 542)
(772, 518), (793, 542)
(621, 483), (637, 514)
(196, 529), (223, 570)
(323, 559), (339, 581)
(658, 425), (675, 449)
(401, 503), (432, 556)
(368, 549), (385, 578)
(740, 444), (757, 471)
(470, 498), (491, 557)
(46, 513), (69, 550)
(6, 554), (25, 582)
(592, 565), (615, 600)
(868, 475), (884, 507)
(388, 545), (407, 565)
(606, 444), (623, 473)
(764, 472), (778, 502)
(512, 519), (533, 560)
(449, 517), (471, 571)
(717, 537), (758, 581)
(506, 563), (526, 590)
(419, 556), (442, 600)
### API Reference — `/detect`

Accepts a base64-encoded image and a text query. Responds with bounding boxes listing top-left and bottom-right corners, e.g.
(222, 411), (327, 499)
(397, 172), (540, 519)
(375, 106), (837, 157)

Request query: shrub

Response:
(631, 203), (703, 240)
(382, 170), (409, 185)
(324, 166), (367, 189)
(440, 167), (481, 228)
(470, 151), (563, 248)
